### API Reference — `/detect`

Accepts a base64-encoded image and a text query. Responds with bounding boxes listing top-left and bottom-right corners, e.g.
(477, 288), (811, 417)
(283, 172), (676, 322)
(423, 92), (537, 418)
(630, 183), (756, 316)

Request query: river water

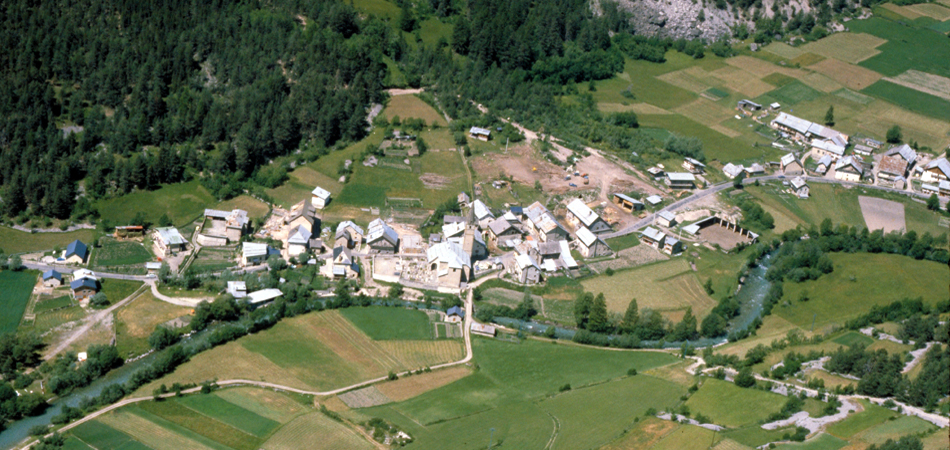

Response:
(494, 253), (774, 349)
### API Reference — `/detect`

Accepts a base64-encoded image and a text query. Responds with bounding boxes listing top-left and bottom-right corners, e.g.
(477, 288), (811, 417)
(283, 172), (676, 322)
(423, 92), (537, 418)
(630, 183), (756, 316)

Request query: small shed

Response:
(446, 305), (465, 323)
(42, 269), (63, 287)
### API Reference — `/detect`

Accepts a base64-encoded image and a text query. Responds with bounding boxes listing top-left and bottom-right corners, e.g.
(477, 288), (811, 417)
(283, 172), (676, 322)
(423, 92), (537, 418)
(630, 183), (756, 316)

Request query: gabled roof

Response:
(645, 195), (663, 205)
(683, 224), (700, 235)
(684, 157), (706, 167)
(613, 193), (642, 205)
(427, 242), (471, 270)
(288, 225), (312, 245)
(444, 214), (466, 224)
(488, 217), (516, 236)
(744, 163), (765, 174)
(247, 288), (283, 304)
(472, 199), (493, 220)
(772, 112), (813, 135)
(738, 99), (761, 108)
(515, 253), (541, 271)
(816, 155), (833, 167)
(575, 227), (601, 247)
(42, 269), (62, 281)
(532, 212), (563, 234)
(558, 240), (577, 268)
(65, 240), (88, 259)
(333, 245), (352, 261)
(155, 227), (186, 246)
(667, 172), (696, 182)
(523, 201), (550, 221)
(657, 210), (676, 222)
(790, 176), (807, 190)
(336, 221), (364, 237)
(311, 186), (331, 199)
(286, 201), (317, 225)
(243, 242), (269, 259)
(811, 139), (845, 156)
(883, 144), (917, 165)
(469, 127), (491, 136)
(447, 305), (465, 318)
(501, 211), (521, 223)
(664, 236), (681, 247)
(723, 163), (745, 178)
(835, 155), (864, 174)
(926, 158), (950, 177)
(780, 153), (799, 167)
(367, 220), (399, 246)
(70, 278), (97, 291)
(641, 226), (665, 242)
(442, 222), (466, 239)
(145, 262), (162, 270)
(566, 199), (601, 227)
(73, 269), (96, 281)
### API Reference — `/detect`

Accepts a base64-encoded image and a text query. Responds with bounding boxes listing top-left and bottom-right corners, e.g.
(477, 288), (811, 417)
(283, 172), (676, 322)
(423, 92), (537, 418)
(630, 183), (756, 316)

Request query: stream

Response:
(494, 253), (774, 349)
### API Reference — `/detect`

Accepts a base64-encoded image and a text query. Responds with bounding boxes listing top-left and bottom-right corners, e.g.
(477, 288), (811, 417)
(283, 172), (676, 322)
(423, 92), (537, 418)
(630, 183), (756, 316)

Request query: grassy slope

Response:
(93, 240), (153, 267)
(0, 227), (97, 254)
(0, 270), (36, 333)
(580, 259), (718, 318)
(96, 180), (215, 227)
(685, 378), (786, 427)
(339, 307), (433, 340)
(98, 279), (144, 305)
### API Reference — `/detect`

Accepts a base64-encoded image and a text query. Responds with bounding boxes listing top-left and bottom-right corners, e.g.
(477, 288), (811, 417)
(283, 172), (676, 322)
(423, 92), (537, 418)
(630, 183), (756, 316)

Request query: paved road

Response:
(23, 262), (148, 281)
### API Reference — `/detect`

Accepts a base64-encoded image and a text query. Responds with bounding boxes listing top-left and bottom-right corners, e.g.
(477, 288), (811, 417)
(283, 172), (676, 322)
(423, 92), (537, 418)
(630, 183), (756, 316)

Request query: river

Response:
(494, 253), (774, 349)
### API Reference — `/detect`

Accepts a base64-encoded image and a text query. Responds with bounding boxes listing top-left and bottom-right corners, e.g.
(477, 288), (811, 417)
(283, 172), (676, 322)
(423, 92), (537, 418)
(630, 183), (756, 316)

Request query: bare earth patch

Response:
(376, 366), (472, 402)
(419, 173), (456, 189)
(858, 196), (906, 233)
(337, 386), (392, 408)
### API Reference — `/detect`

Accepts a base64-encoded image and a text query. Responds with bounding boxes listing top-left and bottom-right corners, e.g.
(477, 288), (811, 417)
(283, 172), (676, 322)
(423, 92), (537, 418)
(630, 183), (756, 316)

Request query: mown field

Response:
(684, 378), (785, 427)
(96, 180), (214, 227)
(776, 252), (948, 330)
(213, 195), (270, 219)
(0, 227), (96, 254)
(133, 308), (463, 395)
(0, 270), (36, 333)
(356, 338), (682, 449)
(339, 306), (432, 340)
(98, 279), (145, 305)
(580, 259), (718, 320)
(116, 292), (192, 357)
(92, 239), (153, 267)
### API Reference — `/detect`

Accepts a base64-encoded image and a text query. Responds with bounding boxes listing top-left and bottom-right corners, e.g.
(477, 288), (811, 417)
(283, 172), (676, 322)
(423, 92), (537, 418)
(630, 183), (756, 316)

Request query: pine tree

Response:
(3, 172), (27, 217)
(674, 307), (698, 341)
(824, 105), (834, 126)
(574, 292), (593, 329)
(620, 299), (639, 335)
(588, 293), (610, 334)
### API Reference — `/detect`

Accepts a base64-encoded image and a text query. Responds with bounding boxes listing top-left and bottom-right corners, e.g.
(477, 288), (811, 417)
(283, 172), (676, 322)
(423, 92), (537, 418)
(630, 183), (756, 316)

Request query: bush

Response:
(735, 368), (756, 388)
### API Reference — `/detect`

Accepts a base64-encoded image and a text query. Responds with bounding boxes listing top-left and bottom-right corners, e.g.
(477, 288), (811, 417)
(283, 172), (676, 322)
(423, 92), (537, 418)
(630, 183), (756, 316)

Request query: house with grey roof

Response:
(815, 155), (833, 174)
(514, 253), (541, 284)
(242, 242), (271, 267)
(486, 217), (520, 246)
(285, 200), (320, 233)
(781, 153), (803, 175)
(201, 209), (249, 244)
(790, 176), (809, 199)
(666, 172), (696, 189)
(722, 163), (745, 179)
(366, 219), (399, 254)
(154, 227), (187, 256)
(335, 221), (364, 249)
(446, 305), (465, 323)
(878, 144), (917, 181)
(472, 199), (494, 229)
(287, 225), (313, 257)
(663, 236), (683, 255)
(70, 278), (98, 301)
(565, 199), (611, 234)
(645, 195), (663, 206)
(575, 227), (611, 258)
(834, 156), (864, 182)
(922, 158), (950, 183)
(427, 242), (471, 289)
(612, 193), (644, 212)
(640, 227), (666, 249)
(682, 157), (706, 174)
(656, 210), (677, 228)
(469, 127), (491, 141)
(311, 186), (331, 209)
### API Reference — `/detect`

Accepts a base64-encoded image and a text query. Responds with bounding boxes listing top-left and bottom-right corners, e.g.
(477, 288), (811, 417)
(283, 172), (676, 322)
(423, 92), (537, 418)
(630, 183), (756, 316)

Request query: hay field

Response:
(833, 88), (875, 105)
(602, 417), (680, 450)
(846, 101), (950, 149)
(906, 2), (950, 20)
(580, 259), (718, 318)
(673, 98), (735, 131)
(213, 195), (270, 219)
(598, 102), (674, 114)
(651, 424), (718, 450)
(773, 433), (848, 450)
(657, 67), (714, 93)
(376, 366), (472, 402)
(97, 410), (219, 450)
(96, 180), (214, 227)
(116, 292), (192, 357)
(885, 70), (950, 101)
(801, 33), (887, 64)
(808, 58), (883, 91)
(710, 66), (776, 97)
(685, 378), (786, 427)
(0, 270), (35, 334)
(789, 53), (826, 67)
(262, 412), (374, 450)
(0, 226), (96, 254)
(800, 72), (844, 93)
(382, 94), (447, 127)
(855, 416), (938, 446)
(215, 388), (308, 423)
(764, 42), (804, 60)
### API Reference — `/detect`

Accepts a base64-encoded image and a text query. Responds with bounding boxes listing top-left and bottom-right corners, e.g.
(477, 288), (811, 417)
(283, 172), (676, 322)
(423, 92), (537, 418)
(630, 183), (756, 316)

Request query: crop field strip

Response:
(33, 306), (85, 333)
(214, 388), (308, 423)
(801, 32), (887, 64)
(261, 412), (375, 450)
(138, 399), (263, 450)
(0, 271), (36, 333)
(97, 410), (221, 450)
(69, 420), (153, 450)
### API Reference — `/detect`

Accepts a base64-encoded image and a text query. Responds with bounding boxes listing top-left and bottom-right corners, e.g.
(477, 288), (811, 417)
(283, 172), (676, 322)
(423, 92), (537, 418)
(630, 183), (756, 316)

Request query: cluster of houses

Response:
(646, 163), (702, 190)
(41, 265), (100, 302)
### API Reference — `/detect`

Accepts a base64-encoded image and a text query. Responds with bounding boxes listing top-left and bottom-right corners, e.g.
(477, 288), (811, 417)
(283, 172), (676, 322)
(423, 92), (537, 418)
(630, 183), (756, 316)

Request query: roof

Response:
(427, 242), (471, 270)
(657, 210), (676, 222)
(442, 222), (466, 238)
(738, 99), (762, 108)
(613, 193), (642, 205)
(288, 225), (313, 245)
(447, 306), (465, 318)
(780, 153), (799, 167)
(333, 245), (352, 262)
(444, 214), (466, 224)
(684, 157), (706, 167)
(204, 209), (230, 219)
(683, 224), (700, 235)
(65, 240), (88, 259)
(645, 195), (662, 205)
(501, 211), (521, 223)
(641, 226), (666, 242)
(367, 220), (399, 246)
(559, 240), (577, 268)
(458, 192), (471, 203)
(227, 281), (247, 298)
(469, 126), (491, 136)
(532, 212), (563, 234)
(516, 253), (541, 271)
(472, 199), (493, 220)
(926, 158), (950, 177)
(667, 172), (696, 182)
(243, 242), (269, 258)
(247, 288), (283, 304)
(772, 112), (813, 135)
(566, 199), (601, 227)
(73, 269), (96, 280)
(575, 227), (600, 247)
(155, 227), (187, 246)
(336, 221), (364, 237)
(205, 209), (249, 228)
(883, 144), (917, 165)
(745, 163), (765, 174)
(811, 139), (845, 156)
(311, 186), (331, 200)
(510, 206), (523, 215)
(723, 163), (744, 178)
(816, 155), (833, 167)
(770, 102), (781, 108)
(835, 156), (864, 173)
(523, 201), (549, 221)
(878, 153), (910, 176)
(664, 236), (681, 247)
(470, 322), (495, 335)
(70, 278), (97, 291)
(790, 176), (807, 189)
(145, 262), (162, 270)
(42, 269), (62, 280)
(488, 217), (516, 235)
(286, 201), (316, 225)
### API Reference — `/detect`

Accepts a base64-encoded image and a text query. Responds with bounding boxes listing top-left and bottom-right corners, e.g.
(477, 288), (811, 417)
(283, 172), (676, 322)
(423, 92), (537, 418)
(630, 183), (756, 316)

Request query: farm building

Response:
(487, 218), (521, 246)
(366, 219), (399, 254)
(472, 199), (494, 228)
(471, 322), (496, 337)
(322, 246), (360, 279)
(446, 306), (464, 323)
(743, 163), (765, 177)
(70, 278), (97, 301)
(666, 172), (696, 189)
(63, 239), (89, 264)
(201, 209), (249, 245)
(285, 201), (320, 233)
(645, 195), (662, 206)
(790, 177), (809, 198)
(663, 237), (683, 255)
(575, 227), (611, 258)
(246, 288), (283, 306)
(427, 242), (471, 289)
(722, 163), (744, 179)
(815, 155), (833, 175)
(682, 157), (706, 174)
(145, 262), (162, 274)
(656, 210), (677, 228)
(287, 225), (313, 257)
(922, 158), (950, 182)
(469, 127), (491, 141)
(921, 180), (950, 197)
(501, 210), (522, 226)
(769, 102), (781, 110)
(612, 193), (644, 212)
(514, 253), (541, 285)
(42, 269), (63, 287)
(565, 199), (611, 234)
(113, 225), (144, 238)
(878, 144), (917, 181)
(770, 112), (848, 147)
(646, 167), (665, 178)
(242, 242), (271, 267)
(153, 227), (187, 256)
(780, 153), (804, 175)
(737, 99), (762, 111)
(853, 144), (874, 156)
(863, 138), (884, 149)
(335, 221), (364, 249)
(227, 281), (247, 298)
(311, 186), (331, 209)
(810, 139), (846, 160)
(640, 227), (666, 249)
(834, 156), (865, 182)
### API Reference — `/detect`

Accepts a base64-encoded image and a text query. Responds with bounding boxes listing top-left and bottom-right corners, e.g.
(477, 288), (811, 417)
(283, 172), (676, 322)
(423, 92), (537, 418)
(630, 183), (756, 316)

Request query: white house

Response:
(565, 199), (611, 234)
(227, 281), (247, 298)
(921, 158), (950, 183)
(427, 242), (471, 289)
(247, 288), (282, 306)
(472, 199), (494, 229)
(722, 163), (745, 179)
(153, 227), (187, 256)
(242, 242), (270, 267)
(575, 227), (611, 258)
(815, 155), (833, 174)
(311, 186), (331, 209)
(366, 219), (399, 254)
(640, 227), (666, 248)
(335, 221), (364, 249)
(790, 176), (809, 198)
(287, 225), (312, 257)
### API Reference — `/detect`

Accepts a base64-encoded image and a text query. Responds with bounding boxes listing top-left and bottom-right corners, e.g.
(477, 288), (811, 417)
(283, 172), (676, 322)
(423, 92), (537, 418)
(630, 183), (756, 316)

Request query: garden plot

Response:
(338, 386), (392, 408)
(801, 33), (887, 64)
(858, 196), (906, 233)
